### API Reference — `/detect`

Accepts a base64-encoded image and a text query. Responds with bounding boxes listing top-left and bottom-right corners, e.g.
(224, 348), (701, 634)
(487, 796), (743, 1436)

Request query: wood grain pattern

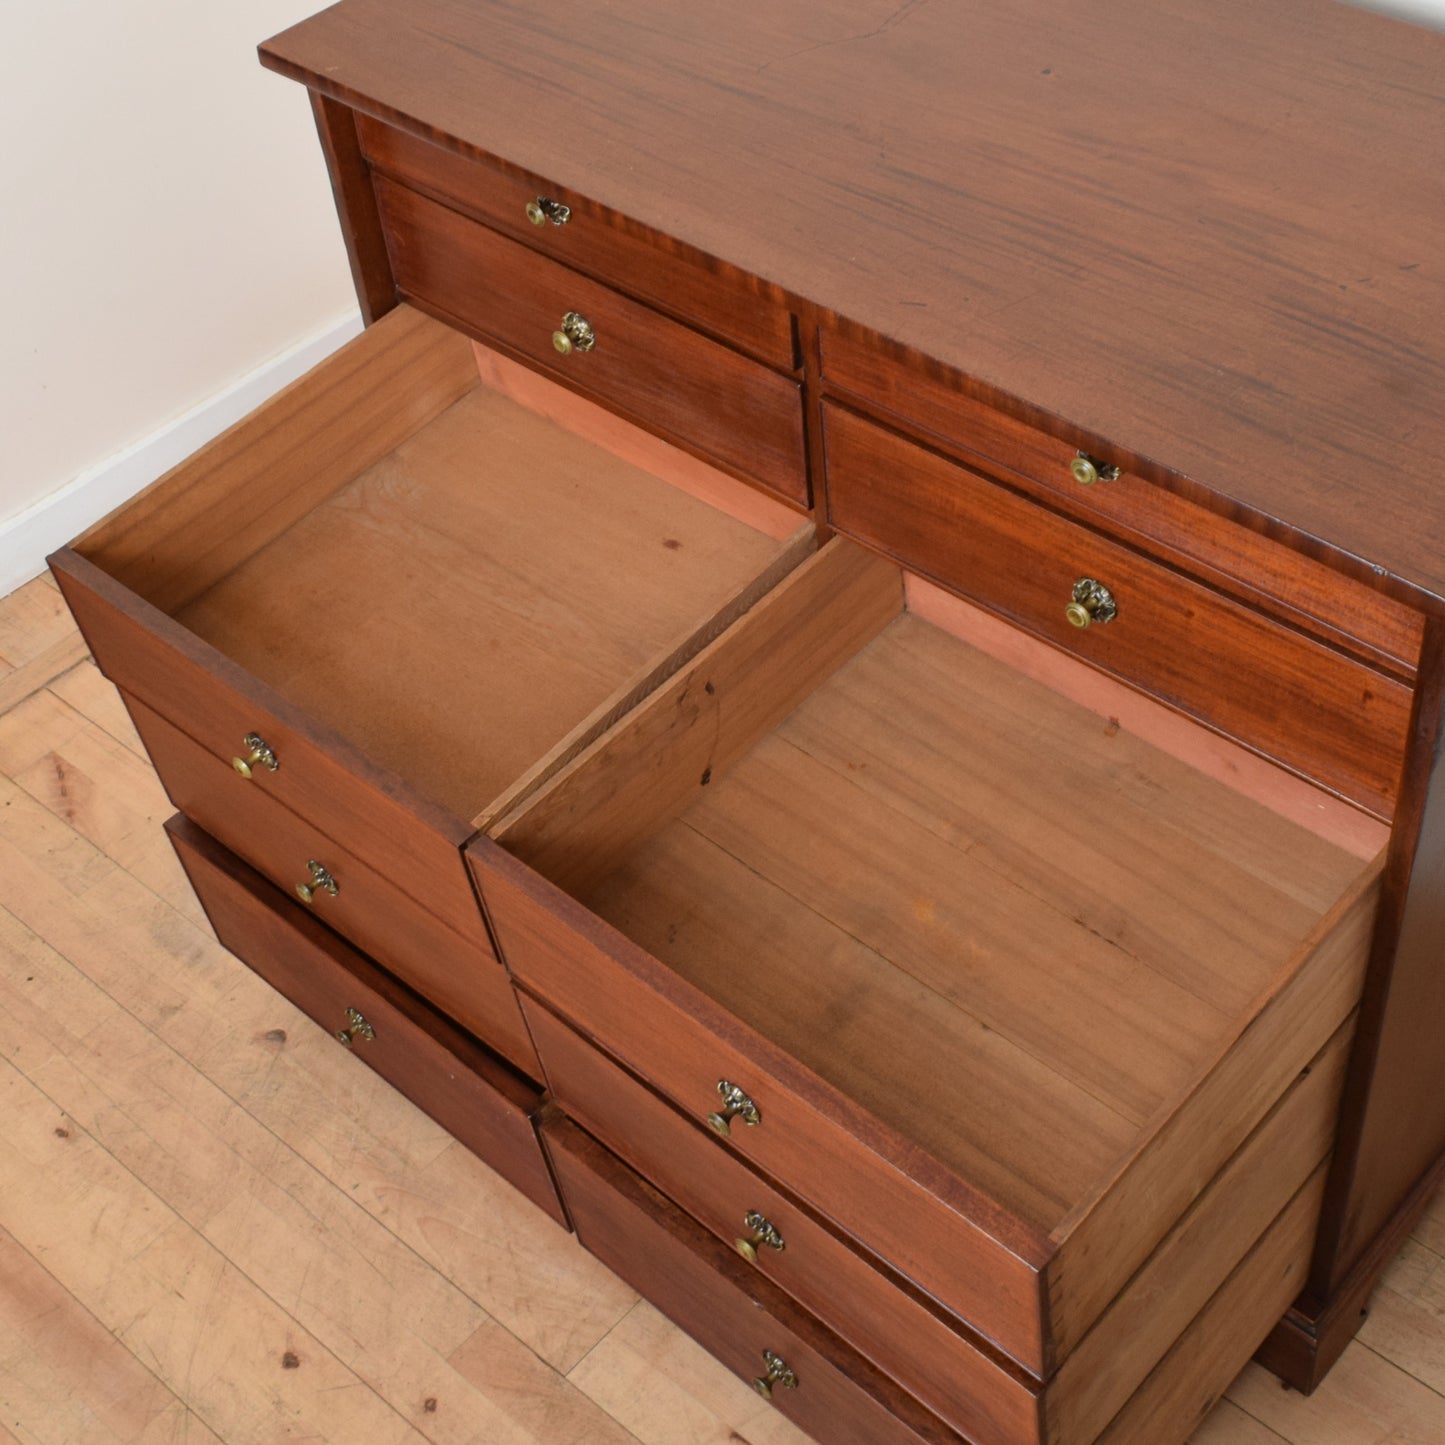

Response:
(824, 402), (1414, 817)
(262, 0), (1445, 602)
(469, 339), (806, 538)
(476, 835), (1056, 1375)
(905, 575), (1390, 862)
(360, 112), (797, 366)
(1047, 869), (1379, 1363)
(72, 304), (477, 613)
(1312, 618), (1445, 1306)
(130, 698), (540, 1074)
(822, 328), (1427, 677)
(1047, 1024), (1353, 1444)
(494, 537), (902, 892)
(168, 380), (798, 824)
(1, 581), (1440, 1445)
(541, 1111), (966, 1445)
(310, 92), (398, 325)
(374, 177), (809, 503)
(1097, 1168), (1327, 1445)
(485, 598), (1380, 1376)
(166, 814), (563, 1226)
(524, 996), (1040, 1445)
(50, 547), (491, 951)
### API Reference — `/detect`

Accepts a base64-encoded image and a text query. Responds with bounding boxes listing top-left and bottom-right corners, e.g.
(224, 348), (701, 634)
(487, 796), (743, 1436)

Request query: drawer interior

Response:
(73, 305), (812, 827)
(493, 537), (1387, 1352)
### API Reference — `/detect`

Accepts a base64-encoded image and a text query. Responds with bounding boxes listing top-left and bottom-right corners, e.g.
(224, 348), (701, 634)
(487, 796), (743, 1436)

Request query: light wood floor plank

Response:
(1189, 1400), (1292, 1443)
(0, 687), (205, 926)
(0, 576), (74, 670)
(42, 658), (147, 758)
(0, 1227), (223, 1445)
(566, 1301), (811, 1445)
(1226, 1348), (1445, 1442)
(0, 1052), (427, 1445)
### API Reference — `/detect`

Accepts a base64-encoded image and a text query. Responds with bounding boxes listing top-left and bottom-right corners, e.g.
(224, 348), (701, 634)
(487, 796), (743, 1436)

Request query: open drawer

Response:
(50, 304), (814, 1026)
(471, 537), (1388, 1385)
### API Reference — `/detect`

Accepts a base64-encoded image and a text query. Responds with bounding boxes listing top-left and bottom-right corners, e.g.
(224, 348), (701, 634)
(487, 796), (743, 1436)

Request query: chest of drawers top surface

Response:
(262, 0), (1445, 601)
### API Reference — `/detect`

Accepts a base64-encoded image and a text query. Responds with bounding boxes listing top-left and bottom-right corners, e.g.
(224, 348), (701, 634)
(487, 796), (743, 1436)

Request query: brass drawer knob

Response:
(526, 195), (571, 227)
(707, 1080), (761, 1137)
(752, 1349), (799, 1400)
(552, 310), (596, 355)
(335, 1007), (375, 1047)
(1065, 577), (1118, 630)
(295, 859), (339, 904)
(232, 732), (278, 779)
(1069, 450), (1121, 486)
(734, 1209), (786, 1263)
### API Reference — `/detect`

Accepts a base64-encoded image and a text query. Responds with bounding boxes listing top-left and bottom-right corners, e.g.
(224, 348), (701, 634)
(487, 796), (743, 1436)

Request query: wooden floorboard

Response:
(0, 571), (1441, 1444)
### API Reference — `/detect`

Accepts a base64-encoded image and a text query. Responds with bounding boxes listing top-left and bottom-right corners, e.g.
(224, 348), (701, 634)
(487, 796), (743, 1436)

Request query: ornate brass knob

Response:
(551, 310), (596, 355)
(1069, 451), (1121, 486)
(526, 196), (571, 227)
(707, 1080), (761, 1137)
(335, 1007), (375, 1047)
(734, 1210), (786, 1263)
(232, 733), (278, 779)
(752, 1349), (799, 1400)
(1065, 577), (1118, 630)
(295, 859), (339, 905)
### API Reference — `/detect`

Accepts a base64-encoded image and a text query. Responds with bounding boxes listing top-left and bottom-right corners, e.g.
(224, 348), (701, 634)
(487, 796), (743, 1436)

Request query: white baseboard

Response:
(0, 310), (364, 600)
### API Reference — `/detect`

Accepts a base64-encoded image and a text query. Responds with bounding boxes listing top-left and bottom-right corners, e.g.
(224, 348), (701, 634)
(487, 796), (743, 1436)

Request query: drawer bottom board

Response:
(166, 814), (565, 1226)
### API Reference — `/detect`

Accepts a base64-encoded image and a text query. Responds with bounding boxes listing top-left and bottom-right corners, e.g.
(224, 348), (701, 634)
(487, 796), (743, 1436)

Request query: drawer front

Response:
(542, 1112), (966, 1445)
(821, 329), (1425, 676)
(131, 696), (538, 1076)
(374, 176), (809, 506)
(358, 115), (797, 369)
(525, 996), (1040, 1445)
(823, 404), (1413, 816)
(474, 839), (1052, 1374)
(50, 550), (490, 951)
(166, 815), (564, 1226)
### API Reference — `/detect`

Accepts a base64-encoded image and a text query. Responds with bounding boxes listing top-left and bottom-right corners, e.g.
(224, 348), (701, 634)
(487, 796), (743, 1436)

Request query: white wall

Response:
(1365, 0), (1445, 24)
(1, 3), (360, 590)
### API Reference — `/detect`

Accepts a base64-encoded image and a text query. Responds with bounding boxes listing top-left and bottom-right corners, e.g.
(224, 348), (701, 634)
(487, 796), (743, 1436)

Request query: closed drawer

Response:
(166, 813), (564, 1226)
(823, 403), (1413, 817)
(471, 537), (1385, 1377)
(541, 1110), (964, 1445)
(357, 114), (797, 368)
(530, 996), (1352, 1445)
(821, 327), (1426, 677)
(374, 177), (809, 505)
(130, 696), (538, 1075)
(525, 994), (1038, 1445)
(51, 305), (814, 1053)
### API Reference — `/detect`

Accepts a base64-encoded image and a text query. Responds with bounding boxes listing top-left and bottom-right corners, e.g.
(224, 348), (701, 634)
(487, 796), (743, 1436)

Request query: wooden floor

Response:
(0, 571), (1441, 1445)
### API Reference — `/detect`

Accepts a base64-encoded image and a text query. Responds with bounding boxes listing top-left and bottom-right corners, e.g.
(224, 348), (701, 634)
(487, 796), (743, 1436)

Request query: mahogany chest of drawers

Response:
(50, 2), (1445, 1440)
